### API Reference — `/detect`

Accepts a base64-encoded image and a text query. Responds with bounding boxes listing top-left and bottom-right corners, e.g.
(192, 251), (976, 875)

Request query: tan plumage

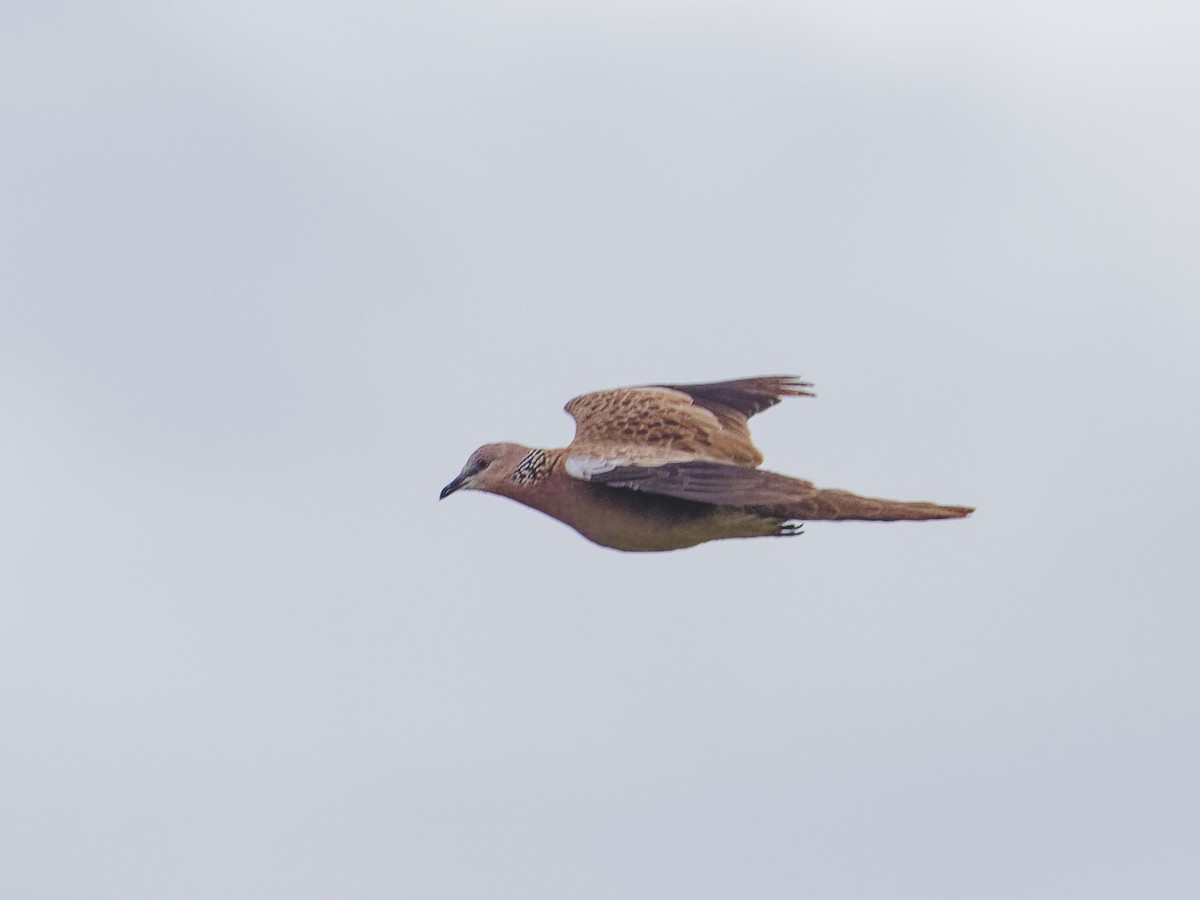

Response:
(565, 375), (812, 467)
(440, 375), (973, 551)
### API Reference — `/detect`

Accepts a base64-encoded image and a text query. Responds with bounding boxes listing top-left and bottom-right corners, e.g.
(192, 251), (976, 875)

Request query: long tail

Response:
(786, 488), (974, 521)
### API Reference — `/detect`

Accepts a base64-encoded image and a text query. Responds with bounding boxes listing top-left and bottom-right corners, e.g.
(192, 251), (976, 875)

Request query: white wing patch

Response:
(565, 454), (630, 481)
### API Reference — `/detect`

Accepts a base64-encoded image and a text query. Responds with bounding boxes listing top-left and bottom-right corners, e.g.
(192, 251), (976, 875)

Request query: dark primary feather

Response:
(589, 461), (812, 506)
(656, 375), (814, 420)
(589, 460), (974, 522)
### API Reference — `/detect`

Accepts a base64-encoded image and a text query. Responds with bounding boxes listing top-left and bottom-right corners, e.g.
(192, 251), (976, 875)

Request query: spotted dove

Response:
(440, 375), (973, 551)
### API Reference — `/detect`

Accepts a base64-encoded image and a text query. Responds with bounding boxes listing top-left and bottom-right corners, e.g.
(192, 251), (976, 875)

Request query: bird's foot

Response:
(778, 520), (806, 537)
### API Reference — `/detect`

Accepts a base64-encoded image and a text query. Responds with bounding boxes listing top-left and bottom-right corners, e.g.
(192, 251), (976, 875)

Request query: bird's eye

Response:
(475, 458), (491, 471)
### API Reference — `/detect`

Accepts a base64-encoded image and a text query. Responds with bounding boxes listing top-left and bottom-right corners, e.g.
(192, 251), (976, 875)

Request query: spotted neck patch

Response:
(511, 449), (554, 485)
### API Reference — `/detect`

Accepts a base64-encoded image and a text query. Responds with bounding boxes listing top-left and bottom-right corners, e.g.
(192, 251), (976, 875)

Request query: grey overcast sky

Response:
(2, 1), (1198, 897)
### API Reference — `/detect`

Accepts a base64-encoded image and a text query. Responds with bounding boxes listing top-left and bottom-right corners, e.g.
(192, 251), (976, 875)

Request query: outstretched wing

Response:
(573, 459), (974, 521)
(564, 375), (812, 468)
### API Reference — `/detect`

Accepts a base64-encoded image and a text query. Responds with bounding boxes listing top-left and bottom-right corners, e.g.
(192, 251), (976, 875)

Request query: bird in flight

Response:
(440, 375), (973, 551)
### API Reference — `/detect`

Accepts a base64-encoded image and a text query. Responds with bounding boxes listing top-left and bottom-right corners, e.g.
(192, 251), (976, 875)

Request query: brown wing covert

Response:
(564, 375), (813, 468)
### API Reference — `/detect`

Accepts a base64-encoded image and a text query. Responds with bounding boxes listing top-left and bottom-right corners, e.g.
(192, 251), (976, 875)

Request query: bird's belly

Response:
(559, 486), (775, 552)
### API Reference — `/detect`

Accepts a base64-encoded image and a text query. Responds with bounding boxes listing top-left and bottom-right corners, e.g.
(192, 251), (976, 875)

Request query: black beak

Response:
(439, 474), (467, 500)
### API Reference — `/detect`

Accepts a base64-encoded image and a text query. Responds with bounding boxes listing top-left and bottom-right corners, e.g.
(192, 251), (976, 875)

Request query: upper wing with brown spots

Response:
(563, 376), (813, 467)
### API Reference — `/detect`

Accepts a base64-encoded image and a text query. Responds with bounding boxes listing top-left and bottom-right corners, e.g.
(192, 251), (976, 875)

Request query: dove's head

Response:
(439, 442), (534, 500)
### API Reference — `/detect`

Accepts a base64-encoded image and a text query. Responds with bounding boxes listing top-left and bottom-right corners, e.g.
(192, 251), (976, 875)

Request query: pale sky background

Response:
(2, 1), (1198, 897)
